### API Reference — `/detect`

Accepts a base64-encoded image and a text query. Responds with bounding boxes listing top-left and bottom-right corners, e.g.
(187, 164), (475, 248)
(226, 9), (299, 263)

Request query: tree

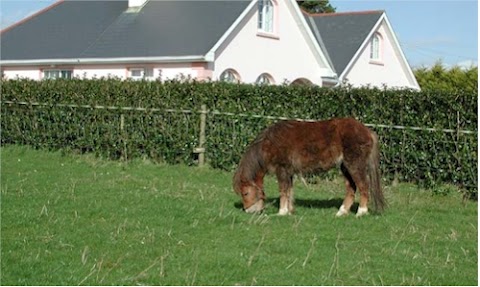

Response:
(414, 61), (478, 93)
(297, 0), (336, 13)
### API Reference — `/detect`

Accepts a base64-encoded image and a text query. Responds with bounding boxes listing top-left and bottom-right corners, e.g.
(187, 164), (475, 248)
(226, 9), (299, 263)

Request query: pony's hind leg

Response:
(351, 170), (370, 217)
(355, 179), (369, 217)
(276, 169), (294, 215)
(336, 164), (356, 217)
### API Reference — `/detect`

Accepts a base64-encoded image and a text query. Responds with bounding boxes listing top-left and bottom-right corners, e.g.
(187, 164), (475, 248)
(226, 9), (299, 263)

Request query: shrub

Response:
(1, 78), (477, 195)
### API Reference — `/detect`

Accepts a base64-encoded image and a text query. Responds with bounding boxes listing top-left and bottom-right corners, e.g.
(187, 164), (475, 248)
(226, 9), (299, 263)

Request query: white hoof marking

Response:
(356, 207), (369, 218)
(335, 205), (349, 217)
(278, 207), (290, 216)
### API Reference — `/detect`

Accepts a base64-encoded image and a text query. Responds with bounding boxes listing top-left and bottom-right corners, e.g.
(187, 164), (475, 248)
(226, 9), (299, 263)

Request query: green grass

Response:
(1, 146), (477, 285)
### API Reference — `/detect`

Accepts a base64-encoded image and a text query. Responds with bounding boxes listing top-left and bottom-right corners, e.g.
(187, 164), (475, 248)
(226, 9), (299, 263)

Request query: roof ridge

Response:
(1, 0), (65, 35)
(301, 9), (384, 18)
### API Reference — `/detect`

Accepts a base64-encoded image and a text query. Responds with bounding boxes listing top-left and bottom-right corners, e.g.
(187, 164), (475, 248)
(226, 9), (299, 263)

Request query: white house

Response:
(0, 0), (419, 89)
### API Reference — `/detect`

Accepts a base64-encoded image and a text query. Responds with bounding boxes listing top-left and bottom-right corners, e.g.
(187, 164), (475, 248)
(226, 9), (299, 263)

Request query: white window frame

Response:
(129, 68), (145, 80)
(370, 33), (383, 63)
(43, 69), (73, 79)
(257, 0), (274, 34)
(129, 67), (154, 80)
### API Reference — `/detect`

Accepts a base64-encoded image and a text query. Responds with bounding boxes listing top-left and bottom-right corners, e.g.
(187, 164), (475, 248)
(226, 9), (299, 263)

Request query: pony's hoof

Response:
(355, 207), (369, 218)
(335, 205), (349, 217)
(278, 208), (291, 216)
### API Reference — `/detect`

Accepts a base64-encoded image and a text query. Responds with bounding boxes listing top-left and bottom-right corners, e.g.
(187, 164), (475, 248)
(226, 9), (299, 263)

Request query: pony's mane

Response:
(233, 121), (297, 193)
(233, 130), (268, 193)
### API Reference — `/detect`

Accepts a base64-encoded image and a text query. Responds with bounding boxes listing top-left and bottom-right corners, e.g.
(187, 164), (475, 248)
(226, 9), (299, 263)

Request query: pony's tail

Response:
(368, 132), (386, 213)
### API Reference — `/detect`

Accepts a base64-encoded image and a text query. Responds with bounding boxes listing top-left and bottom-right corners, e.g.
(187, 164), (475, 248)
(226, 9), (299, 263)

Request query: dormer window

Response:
(370, 32), (383, 63)
(257, 0), (274, 33)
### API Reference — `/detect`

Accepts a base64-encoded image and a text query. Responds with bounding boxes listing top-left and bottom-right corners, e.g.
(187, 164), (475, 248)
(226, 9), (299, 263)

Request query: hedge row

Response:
(1, 78), (477, 194)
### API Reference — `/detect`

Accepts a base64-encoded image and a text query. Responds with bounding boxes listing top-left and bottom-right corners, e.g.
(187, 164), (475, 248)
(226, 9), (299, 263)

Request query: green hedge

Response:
(1, 78), (477, 195)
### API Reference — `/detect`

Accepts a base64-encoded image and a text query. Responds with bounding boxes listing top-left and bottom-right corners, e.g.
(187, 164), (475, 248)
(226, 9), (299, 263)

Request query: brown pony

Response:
(233, 117), (386, 217)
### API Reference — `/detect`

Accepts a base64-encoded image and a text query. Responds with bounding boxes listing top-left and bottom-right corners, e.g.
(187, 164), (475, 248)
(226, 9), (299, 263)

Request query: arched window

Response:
(257, 0), (274, 33)
(370, 33), (382, 61)
(219, 69), (240, 83)
(291, 78), (313, 86)
(255, 73), (274, 85)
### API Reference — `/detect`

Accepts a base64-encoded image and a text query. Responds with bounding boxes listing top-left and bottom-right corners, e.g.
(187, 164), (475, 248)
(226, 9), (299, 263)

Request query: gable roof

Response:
(303, 10), (384, 76)
(1, 0), (250, 63)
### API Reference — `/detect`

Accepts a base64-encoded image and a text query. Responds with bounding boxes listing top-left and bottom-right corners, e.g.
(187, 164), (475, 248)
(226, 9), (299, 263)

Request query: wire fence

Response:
(1, 100), (477, 192)
(3, 100), (475, 135)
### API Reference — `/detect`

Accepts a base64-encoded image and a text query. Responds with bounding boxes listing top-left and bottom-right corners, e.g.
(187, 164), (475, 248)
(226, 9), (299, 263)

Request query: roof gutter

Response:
(0, 55), (210, 66)
(321, 75), (340, 87)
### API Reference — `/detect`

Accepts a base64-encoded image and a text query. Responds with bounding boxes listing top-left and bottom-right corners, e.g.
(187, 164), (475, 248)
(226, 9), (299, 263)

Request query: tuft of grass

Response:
(1, 145), (477, 285)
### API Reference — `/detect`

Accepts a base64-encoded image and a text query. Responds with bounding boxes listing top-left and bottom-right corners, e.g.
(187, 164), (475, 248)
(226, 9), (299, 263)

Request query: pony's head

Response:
(233, 138), (266, 213)
(234, 180), (265, 213)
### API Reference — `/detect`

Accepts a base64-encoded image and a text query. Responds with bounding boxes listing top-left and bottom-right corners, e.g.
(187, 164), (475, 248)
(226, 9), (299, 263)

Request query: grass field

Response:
(1, 146), (477, 285)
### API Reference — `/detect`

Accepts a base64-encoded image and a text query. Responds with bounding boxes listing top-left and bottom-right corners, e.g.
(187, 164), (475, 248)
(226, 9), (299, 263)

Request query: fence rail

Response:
(2, 100), (476, 135)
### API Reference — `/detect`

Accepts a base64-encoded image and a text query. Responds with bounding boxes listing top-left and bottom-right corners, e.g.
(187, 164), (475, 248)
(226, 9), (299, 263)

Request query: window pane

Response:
(370, 34), (380, 60)
(220, 70), (238, 83)
(258, 0), (273, 32)
(131, 69), (143, 77)
(44, 69), (72, 79)
(61, 70), (72, 79)
(265, 0), (273, 32)
(256, 73), (272, 85)
(258, 0), (264, 29)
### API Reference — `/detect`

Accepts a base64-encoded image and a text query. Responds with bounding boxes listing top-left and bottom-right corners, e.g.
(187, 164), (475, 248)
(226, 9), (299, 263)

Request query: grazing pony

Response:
(233, 118), (386, 217)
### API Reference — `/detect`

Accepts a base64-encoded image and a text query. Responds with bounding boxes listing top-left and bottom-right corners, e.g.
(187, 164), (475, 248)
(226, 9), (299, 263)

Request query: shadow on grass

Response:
(234, 197), (358, 211)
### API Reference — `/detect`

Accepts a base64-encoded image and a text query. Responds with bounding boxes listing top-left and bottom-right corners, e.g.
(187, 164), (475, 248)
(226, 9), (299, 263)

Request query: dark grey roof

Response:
(1, 0), (250, 61)
(1, 1), (128, 60)
(304, 11), (383, 75)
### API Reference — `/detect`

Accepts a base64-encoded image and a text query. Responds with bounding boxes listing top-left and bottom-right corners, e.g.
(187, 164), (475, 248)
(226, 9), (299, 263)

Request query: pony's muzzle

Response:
(244, 199), (265, 213)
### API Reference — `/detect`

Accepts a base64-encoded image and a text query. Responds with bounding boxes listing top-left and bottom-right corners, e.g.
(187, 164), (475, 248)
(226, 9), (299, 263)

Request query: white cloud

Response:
(456, 60), (478, 69)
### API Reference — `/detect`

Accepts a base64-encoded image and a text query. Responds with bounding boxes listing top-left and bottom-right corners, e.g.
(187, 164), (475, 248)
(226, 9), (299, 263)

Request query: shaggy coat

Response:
(233, 117), (386, 216)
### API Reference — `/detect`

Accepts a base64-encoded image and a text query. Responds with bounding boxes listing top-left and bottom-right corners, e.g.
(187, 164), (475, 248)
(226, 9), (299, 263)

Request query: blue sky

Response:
(0, 0), (477, 68)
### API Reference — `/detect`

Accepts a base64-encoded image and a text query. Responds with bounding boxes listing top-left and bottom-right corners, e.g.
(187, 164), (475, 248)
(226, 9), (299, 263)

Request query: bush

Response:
(1, 78), (477, 195)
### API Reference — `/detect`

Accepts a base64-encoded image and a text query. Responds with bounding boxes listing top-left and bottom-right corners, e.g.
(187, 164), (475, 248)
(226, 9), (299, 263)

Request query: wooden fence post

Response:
(194, 104), (207, 166)
(120, 113), (128, 161)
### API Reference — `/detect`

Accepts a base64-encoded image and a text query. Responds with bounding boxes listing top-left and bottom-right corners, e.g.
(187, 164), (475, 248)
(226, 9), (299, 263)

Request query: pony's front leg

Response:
(254, 171), (266, 201)
(277, 170), (294, 216)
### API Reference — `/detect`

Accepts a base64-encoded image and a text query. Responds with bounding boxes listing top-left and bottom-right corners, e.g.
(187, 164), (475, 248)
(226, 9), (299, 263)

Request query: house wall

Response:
(3, 67), (41, 80)
(74, 66), (126, 79)
(343, 21), (418, 89)
(213, 0), (332, 85)
(2, 63), (207, 81)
